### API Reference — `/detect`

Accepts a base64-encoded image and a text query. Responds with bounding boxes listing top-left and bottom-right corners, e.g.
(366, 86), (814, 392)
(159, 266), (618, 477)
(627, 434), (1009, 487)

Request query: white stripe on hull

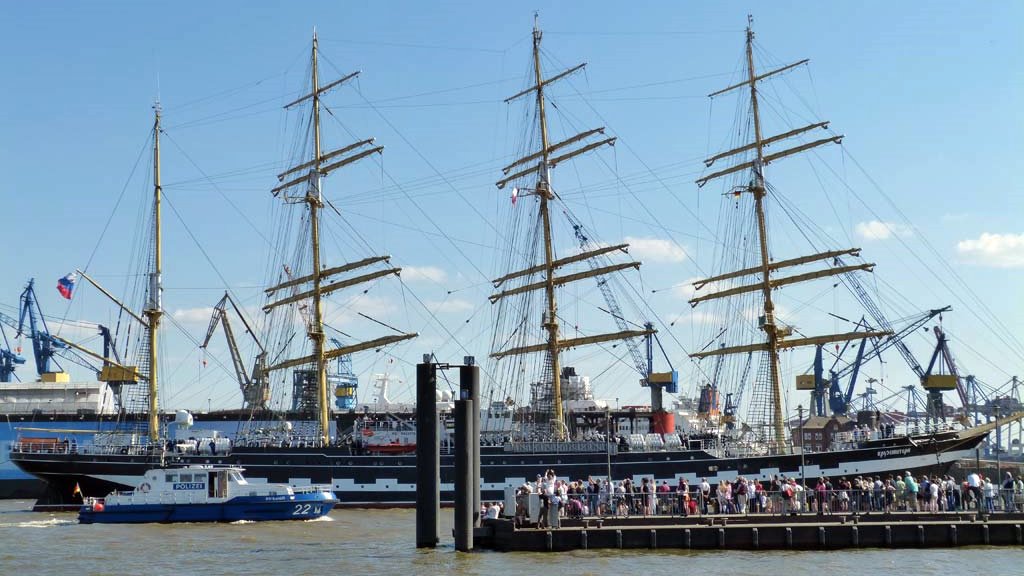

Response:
(77, 447), (975, 499)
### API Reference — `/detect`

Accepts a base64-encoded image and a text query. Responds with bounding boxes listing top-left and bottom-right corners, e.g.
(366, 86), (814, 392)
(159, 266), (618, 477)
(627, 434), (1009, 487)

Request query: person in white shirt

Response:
(485, 502), (500, 520)
(967, 471), (982, 506)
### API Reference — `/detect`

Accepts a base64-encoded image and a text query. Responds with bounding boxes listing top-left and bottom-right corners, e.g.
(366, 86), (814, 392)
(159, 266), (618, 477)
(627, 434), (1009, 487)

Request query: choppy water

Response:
(1, 500), (1020, 575)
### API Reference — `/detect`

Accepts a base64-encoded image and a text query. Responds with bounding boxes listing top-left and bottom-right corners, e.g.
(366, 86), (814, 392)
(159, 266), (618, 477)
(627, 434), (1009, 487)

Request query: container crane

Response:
(201, 292), (269, 410)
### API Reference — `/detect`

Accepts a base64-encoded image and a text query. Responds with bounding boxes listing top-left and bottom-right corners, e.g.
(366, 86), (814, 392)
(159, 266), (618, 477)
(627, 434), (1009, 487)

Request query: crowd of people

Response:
(512, 468), (1024, 525)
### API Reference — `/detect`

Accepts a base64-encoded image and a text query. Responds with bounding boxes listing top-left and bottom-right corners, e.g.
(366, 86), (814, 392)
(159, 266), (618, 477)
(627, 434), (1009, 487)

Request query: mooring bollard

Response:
(460, 361), (481, 526)
(415, 360), (439, 549)
(453, 373), (474, 552)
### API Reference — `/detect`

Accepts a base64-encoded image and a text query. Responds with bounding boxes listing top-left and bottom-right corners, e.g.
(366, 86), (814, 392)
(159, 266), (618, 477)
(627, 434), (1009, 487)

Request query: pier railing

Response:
(511, 485), (1024, 526)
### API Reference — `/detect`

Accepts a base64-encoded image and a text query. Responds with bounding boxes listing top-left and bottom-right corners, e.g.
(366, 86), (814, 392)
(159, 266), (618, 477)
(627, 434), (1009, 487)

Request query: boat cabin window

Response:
(179, 473), (193, 482)
(230, 471), (245, 484)
(165, 473), (176, 483)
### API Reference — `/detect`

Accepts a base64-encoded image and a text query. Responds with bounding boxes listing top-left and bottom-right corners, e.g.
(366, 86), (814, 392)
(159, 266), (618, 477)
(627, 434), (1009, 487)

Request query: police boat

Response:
(78, 465), (337, 523)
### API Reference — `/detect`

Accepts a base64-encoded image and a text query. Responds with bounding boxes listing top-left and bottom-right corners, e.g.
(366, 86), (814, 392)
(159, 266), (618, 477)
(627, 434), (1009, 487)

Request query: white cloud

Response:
(50, 322), (106, 342)
(941, 212), (970, 223)
(172, 306), (215, 324)
(854, 220), (913, 241)
(402, 266), (447, 283)
(323, 295), (396, 325)
(425, 299), (474, 314)
(956, 232), (1024, 268)
(624, 236), (687, 263)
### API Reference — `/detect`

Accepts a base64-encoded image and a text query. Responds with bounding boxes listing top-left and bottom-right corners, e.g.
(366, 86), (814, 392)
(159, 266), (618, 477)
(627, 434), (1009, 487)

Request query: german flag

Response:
(72, 483), (82, 498)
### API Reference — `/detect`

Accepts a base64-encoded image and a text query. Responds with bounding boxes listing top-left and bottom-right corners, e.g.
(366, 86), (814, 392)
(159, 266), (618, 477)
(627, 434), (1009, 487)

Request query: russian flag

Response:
(57, 273), (77, 300)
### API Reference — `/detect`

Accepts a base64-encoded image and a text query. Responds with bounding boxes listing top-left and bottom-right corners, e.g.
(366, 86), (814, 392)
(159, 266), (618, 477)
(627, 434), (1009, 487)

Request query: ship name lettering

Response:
(875, 448), (911, 458)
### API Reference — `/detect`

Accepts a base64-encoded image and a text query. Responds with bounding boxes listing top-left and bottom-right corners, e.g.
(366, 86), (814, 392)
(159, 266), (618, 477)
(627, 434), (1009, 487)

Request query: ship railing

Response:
(833, 421), (961, 446)
(7, 440), (149, 456)
(502, 440), (617, 454)
(232, 435), (326, 449)
(513, 483), (1007, 526)
(291, 484), (334, 495)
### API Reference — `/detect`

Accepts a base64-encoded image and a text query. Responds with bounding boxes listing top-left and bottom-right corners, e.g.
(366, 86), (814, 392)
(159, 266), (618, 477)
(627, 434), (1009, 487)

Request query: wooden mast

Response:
(308, 31), (330, 446)
(145, 104), (162, 442)
(494, 15), (652, 440)
(267, 32), (415, 445)
(691, 16), (882, 450)
(742, 17), (787, 448)
(531, 16), (565, 439)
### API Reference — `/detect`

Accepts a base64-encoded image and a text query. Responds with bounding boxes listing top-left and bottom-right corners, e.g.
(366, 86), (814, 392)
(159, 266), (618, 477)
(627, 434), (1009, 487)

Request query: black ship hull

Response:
(10, 427), (988, 511)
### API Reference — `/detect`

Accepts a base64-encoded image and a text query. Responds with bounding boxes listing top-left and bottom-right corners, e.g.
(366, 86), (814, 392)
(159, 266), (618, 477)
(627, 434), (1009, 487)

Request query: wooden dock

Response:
(475, 512), (1024, 551)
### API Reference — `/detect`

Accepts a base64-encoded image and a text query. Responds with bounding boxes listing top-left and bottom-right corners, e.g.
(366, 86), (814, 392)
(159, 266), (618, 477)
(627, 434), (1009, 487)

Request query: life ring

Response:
(361, 428), (374, 437)
(139, 482), (151, 493)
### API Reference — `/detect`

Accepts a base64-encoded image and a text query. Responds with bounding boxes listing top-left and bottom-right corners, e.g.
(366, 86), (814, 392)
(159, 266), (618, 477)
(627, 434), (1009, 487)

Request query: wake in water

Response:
(304, 515), (334, 522)
(0, 517), (76, 529)
(230, 519), (256, 525)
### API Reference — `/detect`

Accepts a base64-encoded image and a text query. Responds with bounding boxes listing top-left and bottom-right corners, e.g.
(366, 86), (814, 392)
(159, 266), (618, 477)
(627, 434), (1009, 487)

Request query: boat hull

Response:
(10, 428), (988, 511)
(78, 492), (336, 523)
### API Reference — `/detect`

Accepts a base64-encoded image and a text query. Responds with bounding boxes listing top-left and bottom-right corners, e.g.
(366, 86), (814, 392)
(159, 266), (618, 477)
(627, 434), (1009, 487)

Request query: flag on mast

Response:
(72, 482), (82, 498)
(511, 186), (519, 206)
(57, 273), (77, 300)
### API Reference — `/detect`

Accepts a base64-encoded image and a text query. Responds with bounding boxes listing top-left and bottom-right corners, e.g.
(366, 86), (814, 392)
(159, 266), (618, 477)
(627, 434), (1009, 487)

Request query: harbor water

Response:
(1, 500), (1021, 575)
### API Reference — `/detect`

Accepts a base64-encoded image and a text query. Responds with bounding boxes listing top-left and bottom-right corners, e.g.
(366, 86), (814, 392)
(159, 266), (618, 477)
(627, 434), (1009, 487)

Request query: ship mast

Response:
(265, 32), (416, 445)
(494, 15), (652, 439)
(532, 19), (564, 438)
(692, 17), (890, 449)
(744, 19), (784, 449)
(145, 104), (163, 442)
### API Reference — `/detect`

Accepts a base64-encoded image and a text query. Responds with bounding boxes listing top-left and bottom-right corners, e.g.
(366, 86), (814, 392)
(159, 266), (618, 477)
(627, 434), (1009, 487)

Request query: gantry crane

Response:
(201, 292), (269, 410)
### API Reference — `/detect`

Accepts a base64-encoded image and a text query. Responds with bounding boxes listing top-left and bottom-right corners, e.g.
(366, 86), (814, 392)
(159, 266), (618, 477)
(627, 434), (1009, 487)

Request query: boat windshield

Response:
(230, 471), (246, 484)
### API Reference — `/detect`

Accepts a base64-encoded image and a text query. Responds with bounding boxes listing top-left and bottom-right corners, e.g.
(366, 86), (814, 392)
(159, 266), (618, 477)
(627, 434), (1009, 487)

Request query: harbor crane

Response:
(1, 279), (95, 380)
(201, 292), (270, 410)
(802, 307), (949, 417)
(17, 278), (69, 376)
(565, 211), (677, 431)
(0, 315), (26, 382)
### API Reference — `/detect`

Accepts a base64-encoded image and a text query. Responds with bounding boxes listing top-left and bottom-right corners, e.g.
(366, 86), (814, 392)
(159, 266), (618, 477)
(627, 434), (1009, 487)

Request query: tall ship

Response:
(9, 22), (1012, 511)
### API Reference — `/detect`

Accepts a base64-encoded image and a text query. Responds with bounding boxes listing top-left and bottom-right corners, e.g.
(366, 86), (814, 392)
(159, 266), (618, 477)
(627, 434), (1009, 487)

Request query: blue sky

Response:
(1, 1), (1021, 414)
